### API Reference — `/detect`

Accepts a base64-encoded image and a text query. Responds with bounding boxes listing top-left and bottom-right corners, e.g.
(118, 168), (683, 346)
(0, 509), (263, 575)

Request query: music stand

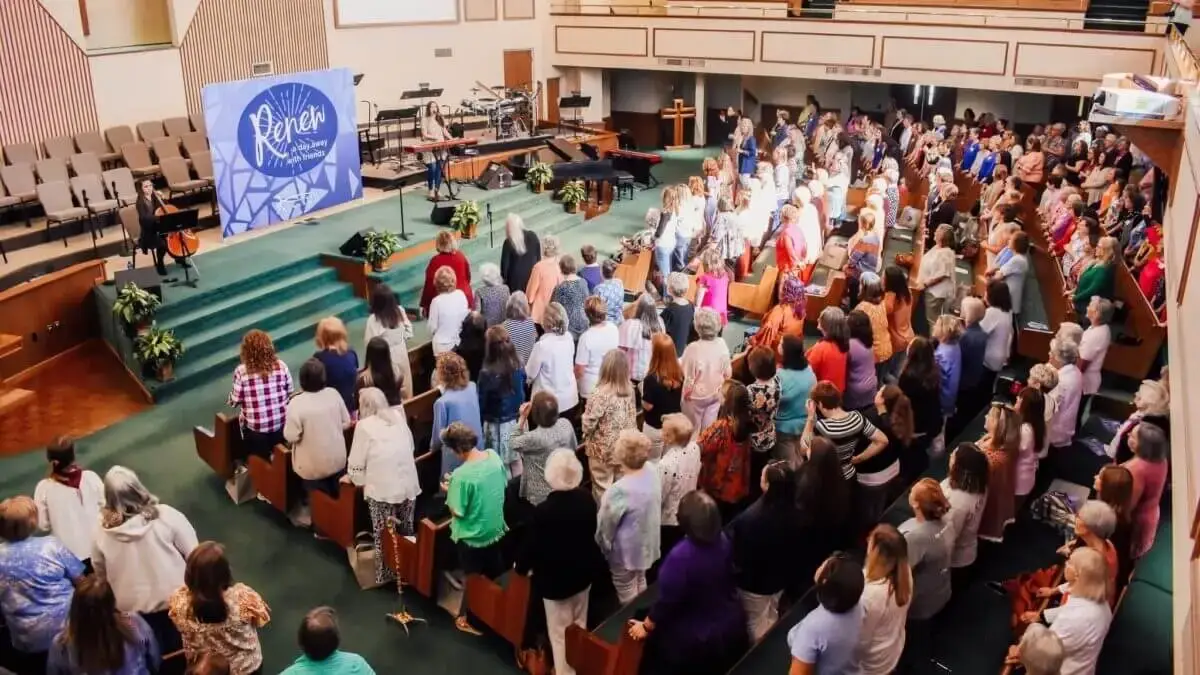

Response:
(157, 209), (201, 287)
(377, 107), (419, 164)
(353, 73), (364, 86)
(559, 94), (591, 135)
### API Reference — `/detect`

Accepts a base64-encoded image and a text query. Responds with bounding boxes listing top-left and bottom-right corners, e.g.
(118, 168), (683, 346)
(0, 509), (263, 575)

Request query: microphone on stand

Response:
(487, 203), (494, 249)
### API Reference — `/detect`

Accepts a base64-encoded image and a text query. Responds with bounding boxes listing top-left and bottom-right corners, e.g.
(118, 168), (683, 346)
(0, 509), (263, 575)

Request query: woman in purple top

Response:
(628, 491), (749, 675)
(844, 311), (880, 411)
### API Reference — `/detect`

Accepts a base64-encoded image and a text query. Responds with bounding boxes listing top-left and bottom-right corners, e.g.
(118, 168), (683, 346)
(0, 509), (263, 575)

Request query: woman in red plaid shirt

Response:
(228, 330), (293, 459)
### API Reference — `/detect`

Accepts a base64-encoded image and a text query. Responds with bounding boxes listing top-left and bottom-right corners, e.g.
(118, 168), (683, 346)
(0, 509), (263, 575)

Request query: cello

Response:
(155, 199), (201, 259)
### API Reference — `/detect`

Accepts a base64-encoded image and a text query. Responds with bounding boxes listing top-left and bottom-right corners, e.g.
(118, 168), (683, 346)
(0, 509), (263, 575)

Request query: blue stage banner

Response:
(201, 68), (362, 237)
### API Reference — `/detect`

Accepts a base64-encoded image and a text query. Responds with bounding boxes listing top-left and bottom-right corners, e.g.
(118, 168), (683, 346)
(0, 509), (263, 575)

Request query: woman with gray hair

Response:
(515, 449), (603, 675)
(1077, 296), (1113, 423)
(1046, 338), (1082, 451)
(1108, 378), (1169, 463)
(1039, 500), (1119, 606)
(916, 223), (958, 327)
(93, 466), (198, 657)
(619, 293), (665, 382)
(502, 291), (538, 368)
(501, 213), (541, 295)
(474, 262), (510, 328)
(347, 387), (420, 585)
(1027, 363), (1060, 451)
(526, 302), (579, 414)
(1122, 421), (1169, 560)
(680, 308), (732, 436)
(1011, 623), (1065, 675)
(1019, 548), (1112, 675)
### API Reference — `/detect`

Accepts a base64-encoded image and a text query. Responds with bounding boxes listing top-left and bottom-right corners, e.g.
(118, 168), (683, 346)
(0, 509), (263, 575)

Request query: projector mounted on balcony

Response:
(1090, 73), (1184, 123)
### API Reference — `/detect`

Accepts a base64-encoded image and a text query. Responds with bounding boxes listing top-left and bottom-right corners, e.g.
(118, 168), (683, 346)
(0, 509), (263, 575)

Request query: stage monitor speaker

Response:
(112, 267), (164, 301)
(430, 201), (459, 226)
(339, 228), (376, 257)
(475, 162), (513, 190)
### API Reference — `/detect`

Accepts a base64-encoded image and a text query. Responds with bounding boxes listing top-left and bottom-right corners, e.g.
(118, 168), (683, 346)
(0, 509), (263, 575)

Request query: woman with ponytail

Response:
(898, 478), (952, 672)
(34, 436), (104, 567)
(168, 542), (270, 675)
(849, 524), (913, 675)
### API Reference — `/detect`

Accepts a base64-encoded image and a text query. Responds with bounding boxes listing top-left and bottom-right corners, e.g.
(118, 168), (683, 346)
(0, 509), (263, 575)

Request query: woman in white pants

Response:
(515, 450), (604, 675)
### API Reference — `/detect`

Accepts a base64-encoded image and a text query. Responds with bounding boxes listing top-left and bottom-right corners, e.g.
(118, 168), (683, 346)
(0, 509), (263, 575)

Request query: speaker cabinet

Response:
(339, 228), (376, 257)
(430, 202), (458, 226)
(475, 162), (513, 190)
(112, 267), (163, 300)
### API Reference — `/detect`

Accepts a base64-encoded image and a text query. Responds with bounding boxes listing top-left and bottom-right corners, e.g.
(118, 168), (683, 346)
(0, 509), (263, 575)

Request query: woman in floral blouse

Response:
(745, 346), (780, 500)
(168, 542), (270, 675)
(658, 413), (701, 555)
(698, 380), (754, 522)
(582, 351), (639, 502)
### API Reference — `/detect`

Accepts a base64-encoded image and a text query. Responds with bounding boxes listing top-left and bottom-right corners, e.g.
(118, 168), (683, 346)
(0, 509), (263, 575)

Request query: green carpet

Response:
(2, 149), (713, 673)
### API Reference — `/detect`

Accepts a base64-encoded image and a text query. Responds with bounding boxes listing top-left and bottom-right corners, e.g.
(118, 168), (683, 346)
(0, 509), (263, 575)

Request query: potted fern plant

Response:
(450, 201), (481, 239)
(112, 283), (160, 337)
(558, 180), (587, 214)
(134, 327), (184, 382)
(363, 230), (403, 272)
(526, 162), (553, 193)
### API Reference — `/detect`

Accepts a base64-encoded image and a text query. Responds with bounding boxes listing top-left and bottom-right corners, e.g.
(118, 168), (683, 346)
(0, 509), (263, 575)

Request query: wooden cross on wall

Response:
(660, 98), (696, 150)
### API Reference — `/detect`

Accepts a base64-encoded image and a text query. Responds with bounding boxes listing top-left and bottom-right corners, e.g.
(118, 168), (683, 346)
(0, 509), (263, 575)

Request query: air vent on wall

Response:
(824, 66), (882, 77)
(434, 48), (452, 58)
(251, 61), (274, 77)
(1015, 77), (1080, 89)
(658, 57), (705, 67)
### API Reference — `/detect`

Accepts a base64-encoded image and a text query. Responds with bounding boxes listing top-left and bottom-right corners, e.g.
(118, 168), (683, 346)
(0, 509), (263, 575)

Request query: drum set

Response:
(459, 82), (539, 140)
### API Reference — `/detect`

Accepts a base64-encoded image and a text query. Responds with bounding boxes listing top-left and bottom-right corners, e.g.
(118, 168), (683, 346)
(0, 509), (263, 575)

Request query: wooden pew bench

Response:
(193, 412), (241, 482)
(565, 587), (656, 675)
(465, 569), (534, 652)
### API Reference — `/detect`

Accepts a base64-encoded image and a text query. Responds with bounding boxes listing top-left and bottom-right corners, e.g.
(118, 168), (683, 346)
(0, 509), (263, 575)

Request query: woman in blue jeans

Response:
(652, 188), (680, 295)
(420, 102), (450, 200)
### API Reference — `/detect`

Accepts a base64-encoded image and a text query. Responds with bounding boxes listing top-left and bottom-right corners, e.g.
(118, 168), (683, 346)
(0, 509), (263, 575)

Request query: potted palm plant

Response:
(558, 180), (587, 214)
(526, 162), (553, 193)
(450, 201), (481, 239)
(364, 230), (403, 272)
(112, 283), (161, 337)
(134, 327), (184, 382)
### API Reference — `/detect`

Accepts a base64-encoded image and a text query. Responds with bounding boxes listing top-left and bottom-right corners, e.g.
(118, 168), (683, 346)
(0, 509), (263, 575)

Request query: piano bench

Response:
(615, 172), (635, 201)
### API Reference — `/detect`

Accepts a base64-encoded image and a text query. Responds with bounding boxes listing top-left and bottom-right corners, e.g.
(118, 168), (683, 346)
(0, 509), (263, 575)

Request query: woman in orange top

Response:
(853, 272), (893, 375)
(883, 265), (916, 379)
(525, 235), (564, 325)
(697, 380), (753, 520)
(749, 272), (807, 356)
(805, 306), (850, 394)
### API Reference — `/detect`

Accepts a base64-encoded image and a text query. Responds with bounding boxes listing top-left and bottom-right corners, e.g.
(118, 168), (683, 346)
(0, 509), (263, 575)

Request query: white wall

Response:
(707, 73), (743, 111)
(610, 70), (694, 112)
(743, 76), (893, 117)
(37, 0), (85, 46)
(89, 48), (188, 129)
(85, 0), (172, 50)
(955, 88), (1056, 125)
(168, 0), (202, 44)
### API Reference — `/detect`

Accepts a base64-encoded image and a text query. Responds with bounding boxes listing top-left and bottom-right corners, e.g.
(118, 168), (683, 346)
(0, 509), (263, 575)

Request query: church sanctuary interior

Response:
(4, 0), (1200, 674)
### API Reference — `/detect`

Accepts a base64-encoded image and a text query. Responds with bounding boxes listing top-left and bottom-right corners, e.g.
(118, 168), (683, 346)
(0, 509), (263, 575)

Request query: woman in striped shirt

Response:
(619, 293), (664, 384)
(501, 291), (538, 369)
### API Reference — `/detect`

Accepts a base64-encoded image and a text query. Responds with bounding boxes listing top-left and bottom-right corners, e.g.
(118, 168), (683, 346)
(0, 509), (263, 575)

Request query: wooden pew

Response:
(309, 426), (365, 549)
(248, 444), (292, 513)
(1016, 207), (1066, 361)
(465, 570), (534, 651)
(565, 588), (655, 675)
(730, 265), (778, 318)
(193, 412), (241, 481)
(615, 249), (652, 296)
(1105, 263), (1166, 380)
(804, 271), (845, 319)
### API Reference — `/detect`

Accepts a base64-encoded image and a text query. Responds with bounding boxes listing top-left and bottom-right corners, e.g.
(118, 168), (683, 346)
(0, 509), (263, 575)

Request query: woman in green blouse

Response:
(1070, 235), (1118, 320)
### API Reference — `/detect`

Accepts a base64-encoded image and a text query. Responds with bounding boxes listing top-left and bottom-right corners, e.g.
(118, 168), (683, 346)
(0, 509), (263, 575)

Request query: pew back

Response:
(193, 412), (240, 480)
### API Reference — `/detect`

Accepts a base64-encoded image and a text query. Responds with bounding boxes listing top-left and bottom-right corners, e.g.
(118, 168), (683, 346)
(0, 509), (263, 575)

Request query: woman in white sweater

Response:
(92, 466), (198, 657)
(428, 266), (471, 354)
(364, 283), (414, 397)
(850, 524), (913, 675)
(284, 359), (353, 517)
(33, 437), (104, 566)
(1014, 547), (1112, 675)
(347, 388), (421, 586)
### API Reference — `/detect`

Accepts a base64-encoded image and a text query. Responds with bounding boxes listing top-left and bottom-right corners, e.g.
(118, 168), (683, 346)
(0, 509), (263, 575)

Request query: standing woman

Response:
(855, 274), (894, 379)
(135, 178), (171, 275)
(641, 333), (685, 458)
(596, 431), (662, 604)
(452, 312), (488, 382)
(48, 577), (160, 675)
(978, 404), (1021, 543)
(979, 279), (1015, 401)
(581, 351), (639, 501)
(1014, 388), (1046, 510)
(347, 388), (420, 585)
(420, 231), (473, 315)
(429, 353), (483, 476)
(897, 337), (942, 483)
(916, 224), (959, 327)
(883, 265), (915, 379)
(500, 213), (541, 296)
(1070, 235), (1118, 319)
(420, 101), (450, 200)
(168, 542), (270, 675)
(34, 437), (105, 569)
(364, 284), (414, 399)
(857, 384), (910, 525)
(680, 309), (732, 435)
(575, 297), (621, 402)
(475, 263), (510, 328)
(806, 307), (850, 395)
(93, 467), (198, 660)
(775, 335), (817, 463)
(511, 392), (578, 508)
(478, 326), (526, 479)
(228, 330), (292, 460)
(283, 359), (352, 507)
(550, 255), (590, 340)
(1122, 422), (1169, 560)
(502, 292), (538, 369)
(697, 380), (754, 521)
(695, 249), (731, 326)
(313, 317), (359, 414)
(526, 235), (564, 326)
(1093, 465), (1135, 589)
(940, 444), (990, 585)
(729, 461), (803, 640)
(845, 310), (880, 412)
(355, 337), (407, 407)
(0, 495), (86, 673)
(898, 479), (952, 672)
(620, 293), (664, 386)
(427, 266), (471, 355)
(525, 303), (579, 415)
(849, 525), (913, 675)
(733, 117), (758, 179)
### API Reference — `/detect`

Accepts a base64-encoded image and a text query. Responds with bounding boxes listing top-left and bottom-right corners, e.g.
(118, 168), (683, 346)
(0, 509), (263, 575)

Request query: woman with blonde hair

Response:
(897, 478), (951, 671)
(430, 353), (483, 475)
(596, 430), (662, 604)
(348, 387), (420, 584)
(681, 308), (732, 435)
(733, 117), (757, 177)
(582, 351), (639, 501)
(696, 249), (731, 325)
(420, 230), (472, 314)
(501, 212), (541, 294)
(652, 187), (681, 284)
(313, 316), (359, 412)
(228, 330), (292, 459)
(1070, 235), (1118, 319)
(620, 293), (665, 384)
(978, 403), (1021, 542)
(850, 524), (913, 675)
(1016, 548), (1112, 675)
(526, 235), (565, 325)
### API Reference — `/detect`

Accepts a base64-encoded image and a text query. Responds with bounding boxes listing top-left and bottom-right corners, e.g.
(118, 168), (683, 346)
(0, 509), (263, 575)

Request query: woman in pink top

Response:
(1014, 388), (1046, 509)
(525, 235), (564, 325)
(1122, 421), (1169, 559)
(680, 308), (732, 438)
(696, 250), (731, 325)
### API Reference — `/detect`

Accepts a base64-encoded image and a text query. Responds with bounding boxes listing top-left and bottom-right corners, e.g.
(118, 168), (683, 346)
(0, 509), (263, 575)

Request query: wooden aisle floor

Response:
(0, 340), (150, 457)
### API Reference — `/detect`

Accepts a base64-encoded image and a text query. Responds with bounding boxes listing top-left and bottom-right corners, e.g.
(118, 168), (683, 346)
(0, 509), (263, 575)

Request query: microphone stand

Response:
(487, 204), (494, 248)
(398, 179), (410, 241)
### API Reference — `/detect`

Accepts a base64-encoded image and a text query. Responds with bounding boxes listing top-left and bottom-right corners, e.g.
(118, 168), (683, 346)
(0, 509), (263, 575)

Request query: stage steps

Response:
(150, 258), (367, 400)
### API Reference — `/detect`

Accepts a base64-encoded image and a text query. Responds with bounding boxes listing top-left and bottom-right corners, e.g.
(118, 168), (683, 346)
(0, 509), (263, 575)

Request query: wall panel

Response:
(180, 0), (329, 117)
(555, 26), (648, 57)
(0, 0), (97, 145)
(503, 0), (535, 20)
(464, 0), (498, 22)
(1013, 42), (1156, 82)
(880, 36), (1008, 75)
(653, 28), (754, 62)
(761, 32), (874, 68)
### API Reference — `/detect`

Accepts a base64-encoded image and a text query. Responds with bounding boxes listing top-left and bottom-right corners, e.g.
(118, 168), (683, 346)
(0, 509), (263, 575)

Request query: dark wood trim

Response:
(502, 0), (536, 20)
(651, 27), (756, 62)
(1176, 194), (1200, 305)
(760, 31), (875, 68)
(463, 0), (499, 22)
(77, 0), (90, 36)
(1012, 41), (1157, 82)
(555, 25), (649, 57)
(880, 35), (1008, 75)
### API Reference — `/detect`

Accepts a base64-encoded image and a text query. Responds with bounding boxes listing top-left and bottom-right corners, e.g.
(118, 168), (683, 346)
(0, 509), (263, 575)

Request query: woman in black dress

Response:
(135, 179), (169, 275)
(897, 337), (942, 483)
(500, 213), (541, 295)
